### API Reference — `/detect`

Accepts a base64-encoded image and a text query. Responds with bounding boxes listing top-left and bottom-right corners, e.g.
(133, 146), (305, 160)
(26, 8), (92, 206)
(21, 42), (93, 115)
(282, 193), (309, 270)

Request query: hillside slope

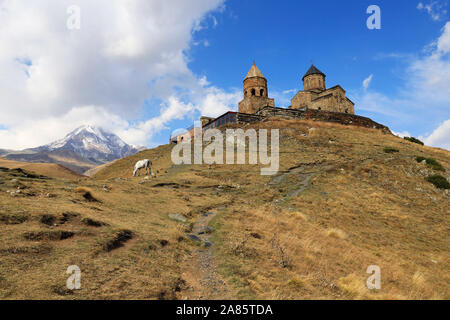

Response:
(92, 144), (173, 179)
(0, 158), (84, 179)
(0, 118), (448, 300)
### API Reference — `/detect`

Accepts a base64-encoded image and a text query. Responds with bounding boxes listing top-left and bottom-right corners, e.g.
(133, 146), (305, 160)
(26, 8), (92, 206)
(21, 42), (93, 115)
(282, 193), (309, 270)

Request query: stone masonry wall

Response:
(254, 106), (390, 133)
(238, 96), (275, 114)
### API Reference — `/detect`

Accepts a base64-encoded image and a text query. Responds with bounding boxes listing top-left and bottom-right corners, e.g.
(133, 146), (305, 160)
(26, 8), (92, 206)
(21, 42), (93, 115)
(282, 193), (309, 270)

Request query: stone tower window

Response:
(260, 89), (264, 96)
(251, 89), (256, 96)
(244, 90), (247, 97)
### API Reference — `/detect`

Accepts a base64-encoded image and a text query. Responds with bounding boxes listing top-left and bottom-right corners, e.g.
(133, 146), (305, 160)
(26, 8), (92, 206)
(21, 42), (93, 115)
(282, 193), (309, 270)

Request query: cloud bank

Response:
(0, 0), (238, 149)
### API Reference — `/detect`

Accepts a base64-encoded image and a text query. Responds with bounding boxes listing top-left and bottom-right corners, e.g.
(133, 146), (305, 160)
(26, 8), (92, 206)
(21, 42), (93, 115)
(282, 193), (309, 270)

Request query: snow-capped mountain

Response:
(35, 125), (141, 163)
(4, 125), (144, 174)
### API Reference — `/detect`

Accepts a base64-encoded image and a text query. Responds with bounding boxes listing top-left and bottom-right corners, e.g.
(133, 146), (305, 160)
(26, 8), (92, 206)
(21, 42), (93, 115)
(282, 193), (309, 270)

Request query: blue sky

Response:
(0, 0), (449, 150)
(184, 0), (449, 145)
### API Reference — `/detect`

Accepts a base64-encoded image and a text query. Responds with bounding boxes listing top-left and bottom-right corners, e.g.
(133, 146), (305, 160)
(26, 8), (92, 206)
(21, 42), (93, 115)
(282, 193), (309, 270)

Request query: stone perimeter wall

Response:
(235, 106), (391, 133)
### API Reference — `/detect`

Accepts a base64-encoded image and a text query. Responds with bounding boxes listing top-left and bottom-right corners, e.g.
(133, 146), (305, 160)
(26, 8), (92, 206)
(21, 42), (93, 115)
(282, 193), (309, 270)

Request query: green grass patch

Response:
(425, 175), (450, 189)
(404, 137), (424, 145)
(384, 147), (400, 154)
(416, 157), (445, 172)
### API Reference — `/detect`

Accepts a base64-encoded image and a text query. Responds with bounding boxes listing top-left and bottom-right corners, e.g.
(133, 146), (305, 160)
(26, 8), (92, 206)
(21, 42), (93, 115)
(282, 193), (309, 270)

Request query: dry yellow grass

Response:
(0, 158), (84, 179)
(337, 274), (369, 299)
(0, 118), (449, 300)
(326, 228), (348, 239)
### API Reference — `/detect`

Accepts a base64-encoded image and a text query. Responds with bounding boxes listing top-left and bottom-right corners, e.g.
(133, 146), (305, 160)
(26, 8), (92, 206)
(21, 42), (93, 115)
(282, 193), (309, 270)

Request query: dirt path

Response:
(269, 163), (337, 198)
(180, 209), (234, 300)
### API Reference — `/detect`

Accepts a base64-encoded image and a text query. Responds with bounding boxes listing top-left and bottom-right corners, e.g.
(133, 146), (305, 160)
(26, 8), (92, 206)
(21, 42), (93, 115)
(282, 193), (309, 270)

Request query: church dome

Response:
(302, 65), (326, 80)
(245, 62), (266, 79)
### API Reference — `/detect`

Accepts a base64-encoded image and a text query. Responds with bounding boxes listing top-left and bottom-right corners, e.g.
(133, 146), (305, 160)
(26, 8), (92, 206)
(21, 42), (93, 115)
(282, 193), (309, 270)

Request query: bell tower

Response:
(238, 62), (275, 114)
(302, 64), (326, 92)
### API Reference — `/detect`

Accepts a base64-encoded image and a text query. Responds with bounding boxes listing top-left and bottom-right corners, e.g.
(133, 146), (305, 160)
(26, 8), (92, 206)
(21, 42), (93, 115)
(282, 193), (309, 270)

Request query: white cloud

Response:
(417, 1), (448, 21)
(362, 74), (373, 90)
(196, 87), (241, 118)
(282, 89), (297, 95)
(0, 0), (230, 149)
(407, 22), (450, 104)
(392, 130), (411, 138)
(0, 106), (128, 149)
(421, 119), (450, 150)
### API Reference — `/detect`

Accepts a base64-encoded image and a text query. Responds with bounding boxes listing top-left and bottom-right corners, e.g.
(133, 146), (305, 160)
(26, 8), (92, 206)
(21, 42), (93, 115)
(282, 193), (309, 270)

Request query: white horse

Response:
(133, 159), (152, 177)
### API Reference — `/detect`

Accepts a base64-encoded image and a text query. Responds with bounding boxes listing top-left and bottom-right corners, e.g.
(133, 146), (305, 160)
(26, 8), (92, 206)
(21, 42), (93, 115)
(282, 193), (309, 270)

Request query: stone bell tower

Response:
(302, 64), (326, 92)
(238, 62), (275, 114)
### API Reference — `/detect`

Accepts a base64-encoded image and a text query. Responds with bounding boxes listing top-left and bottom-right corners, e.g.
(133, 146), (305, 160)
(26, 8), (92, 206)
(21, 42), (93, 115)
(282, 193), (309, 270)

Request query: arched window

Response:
(244, 90), (247, 97)
(251, 89), (256, 96)
(345, 109), (348, 114)
(260, 89), (264, 96)
(318, 107), (322, 111)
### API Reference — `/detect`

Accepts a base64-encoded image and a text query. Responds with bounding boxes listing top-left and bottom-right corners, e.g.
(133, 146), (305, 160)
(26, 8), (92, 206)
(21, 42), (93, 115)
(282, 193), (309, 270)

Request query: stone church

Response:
(238, 63), (354, 115)
(172, 62), (391, 143)
(290, 65), (355, 114)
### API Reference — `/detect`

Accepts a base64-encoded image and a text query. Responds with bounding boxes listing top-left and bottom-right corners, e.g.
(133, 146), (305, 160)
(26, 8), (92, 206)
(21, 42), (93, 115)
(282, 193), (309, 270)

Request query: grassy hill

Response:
(0, 118), (448, 300)
(91, 144), (174, 179)
(0, 158), (85, 180)
(3, 150), (97, 174)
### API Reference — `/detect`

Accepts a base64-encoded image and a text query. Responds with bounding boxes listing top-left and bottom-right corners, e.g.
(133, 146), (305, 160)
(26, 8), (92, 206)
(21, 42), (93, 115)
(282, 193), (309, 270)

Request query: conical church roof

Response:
(302, 65), (326, 80)
(245, 62), (266, 79)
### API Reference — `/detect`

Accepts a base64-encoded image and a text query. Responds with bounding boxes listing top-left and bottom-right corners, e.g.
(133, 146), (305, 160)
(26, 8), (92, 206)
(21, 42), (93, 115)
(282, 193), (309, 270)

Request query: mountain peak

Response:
(43, 125), (138, 163)
(70, 125), (107, 139)
(4, 125), (142, 174)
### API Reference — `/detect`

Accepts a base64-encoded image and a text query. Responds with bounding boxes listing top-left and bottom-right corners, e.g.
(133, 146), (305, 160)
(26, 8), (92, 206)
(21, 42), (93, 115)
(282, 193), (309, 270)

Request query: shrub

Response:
(425, 175), (450, 189)
(416, 156), (426, 163)
(384, 147), (399, 154)
(23, 230), (74, 241)
(81, 217), (107, 227)
(74, 187), (100, 202)
(0, 213), (28, 225)
(416, 157), (445, 172)
(40, 214), (56, 226)
(404, 137), (424, 145)
(103, 230), (133, 252)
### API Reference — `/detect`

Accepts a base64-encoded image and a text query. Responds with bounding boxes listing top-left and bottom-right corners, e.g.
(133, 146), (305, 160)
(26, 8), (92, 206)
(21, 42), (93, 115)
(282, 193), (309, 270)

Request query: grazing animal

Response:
(133, 159), (152, 177)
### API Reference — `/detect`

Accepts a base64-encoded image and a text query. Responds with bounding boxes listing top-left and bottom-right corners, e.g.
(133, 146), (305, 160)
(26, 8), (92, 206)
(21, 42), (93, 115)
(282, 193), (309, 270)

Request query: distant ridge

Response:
(0, 158), (84, 179)
(3, 125), (144, 174)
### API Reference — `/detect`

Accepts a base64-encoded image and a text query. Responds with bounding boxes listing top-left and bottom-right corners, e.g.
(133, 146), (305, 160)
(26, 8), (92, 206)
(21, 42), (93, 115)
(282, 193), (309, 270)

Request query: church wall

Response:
(309, 95), (335, 112)
(291, 91), (312, 109)
(309, 91), (354, 114)
(238, 96), (275, 114)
